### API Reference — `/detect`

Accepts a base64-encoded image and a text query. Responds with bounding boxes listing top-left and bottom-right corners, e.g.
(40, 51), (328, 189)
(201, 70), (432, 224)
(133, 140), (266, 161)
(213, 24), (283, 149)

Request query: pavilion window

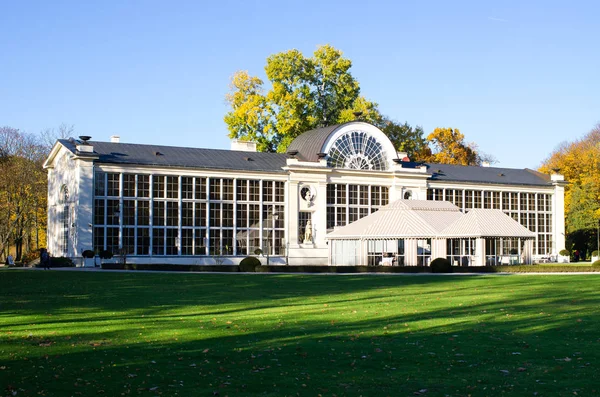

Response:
(137, 175), (150, 198)
(181, 229), (194, 255)
(416, 239), (432, 266)
(94, 172), (106, 196)
(122, 200), (136, 226)
(153, 176), (165, 198)
(182, 177), (193, 199)
(137, 228), (150, 255)
(152, 228), (165, 255)
(473, 191), (482, 208)
(138, 201), (150, 226)
(123, 174), (136, 197)
(107, 173), (120, 197)
(122, 227), (135, 254)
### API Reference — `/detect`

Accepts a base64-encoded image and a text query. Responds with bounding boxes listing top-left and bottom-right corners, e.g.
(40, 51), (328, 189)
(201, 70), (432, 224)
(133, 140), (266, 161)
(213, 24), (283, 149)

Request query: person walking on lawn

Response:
(40, 248), (51, 270)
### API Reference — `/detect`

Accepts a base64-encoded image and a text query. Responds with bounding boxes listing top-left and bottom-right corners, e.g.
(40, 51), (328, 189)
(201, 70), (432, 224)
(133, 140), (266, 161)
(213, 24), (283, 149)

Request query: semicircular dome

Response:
(286, 122), (398, 170)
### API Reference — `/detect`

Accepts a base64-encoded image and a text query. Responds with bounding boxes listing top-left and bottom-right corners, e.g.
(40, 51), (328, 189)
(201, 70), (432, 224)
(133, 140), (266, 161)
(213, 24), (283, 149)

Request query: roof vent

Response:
(110, 135), (120, 143)
(498, 173), (505, 177)
(79, 136), (92, 144)
(243, 156), (253, 161)
(154, 151), (162, 156)
(287, 150), (298, 156)
(231, 139), (257, 152)
(317, 152), (327, 159)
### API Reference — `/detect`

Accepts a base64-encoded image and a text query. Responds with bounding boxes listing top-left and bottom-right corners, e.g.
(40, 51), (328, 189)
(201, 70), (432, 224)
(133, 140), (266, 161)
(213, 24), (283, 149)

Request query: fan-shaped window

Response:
(326, 130), (388, 170)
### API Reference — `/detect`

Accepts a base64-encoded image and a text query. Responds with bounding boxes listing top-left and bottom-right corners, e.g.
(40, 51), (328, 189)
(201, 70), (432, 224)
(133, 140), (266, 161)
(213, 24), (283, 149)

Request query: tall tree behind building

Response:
(539, 123), (600, 254)
(0, 127), (49, 261)
(423, 127), (483, 166)
(225, 45), (416, 154)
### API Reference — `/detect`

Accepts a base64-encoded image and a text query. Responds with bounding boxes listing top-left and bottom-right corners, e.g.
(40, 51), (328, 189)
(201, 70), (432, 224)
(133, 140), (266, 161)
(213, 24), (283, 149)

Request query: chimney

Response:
(231, 139), (257, 152)
(396, 151), (410, 162)
(111, 135), (120, 143)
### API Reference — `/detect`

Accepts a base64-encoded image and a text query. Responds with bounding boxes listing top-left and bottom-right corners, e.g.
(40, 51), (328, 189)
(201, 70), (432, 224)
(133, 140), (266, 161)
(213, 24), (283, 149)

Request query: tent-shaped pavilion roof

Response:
(326, 200), (535, 240)
(326, 200), (463, 239)
(441, 209), (536, 238)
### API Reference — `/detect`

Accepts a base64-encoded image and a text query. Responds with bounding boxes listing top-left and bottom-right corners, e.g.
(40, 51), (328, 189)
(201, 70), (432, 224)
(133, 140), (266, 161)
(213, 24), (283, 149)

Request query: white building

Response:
(43, 122), (566, 266)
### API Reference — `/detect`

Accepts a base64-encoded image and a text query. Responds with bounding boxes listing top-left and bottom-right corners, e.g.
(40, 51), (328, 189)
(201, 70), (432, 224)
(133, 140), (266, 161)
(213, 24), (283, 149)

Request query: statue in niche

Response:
(304, 219), (313, 243)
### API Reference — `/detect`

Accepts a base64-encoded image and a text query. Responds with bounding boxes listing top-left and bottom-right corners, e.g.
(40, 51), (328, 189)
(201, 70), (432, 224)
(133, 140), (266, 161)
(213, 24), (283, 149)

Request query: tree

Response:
(0, 127), (48, 261)
(423, 127), (482, 166)
(225, 45), (383, 153)
(539, 123), (600, 255)
(379, 119), (431, 161)
(224, 45), (487, 164)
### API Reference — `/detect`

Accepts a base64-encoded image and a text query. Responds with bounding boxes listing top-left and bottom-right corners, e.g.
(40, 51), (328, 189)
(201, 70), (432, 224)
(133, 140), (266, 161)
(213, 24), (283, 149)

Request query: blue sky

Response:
(1, 0), (598, 169)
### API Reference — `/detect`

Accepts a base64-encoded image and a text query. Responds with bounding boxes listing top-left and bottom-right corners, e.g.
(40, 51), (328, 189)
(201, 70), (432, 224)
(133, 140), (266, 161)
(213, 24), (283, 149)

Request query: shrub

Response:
(592, 260), (600, 268)
(592, 250), (599, 257)
(99, 250), (113, 259)
(82, 250), (95, 258)
(21, 251), (40, 266)
(559, 249), (570, 256)
(430, 257), (452, 273)
(239, 256), (261, 272)
(50, 257), (75, 267)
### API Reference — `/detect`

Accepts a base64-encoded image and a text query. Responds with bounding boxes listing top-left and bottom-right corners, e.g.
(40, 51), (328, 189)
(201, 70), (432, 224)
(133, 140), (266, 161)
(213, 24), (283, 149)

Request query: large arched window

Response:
(326, 130), (389, 171)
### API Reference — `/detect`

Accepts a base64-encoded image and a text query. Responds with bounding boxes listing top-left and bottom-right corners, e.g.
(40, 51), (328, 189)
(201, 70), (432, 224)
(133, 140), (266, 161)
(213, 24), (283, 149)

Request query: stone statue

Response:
(304, 219), (313, 243)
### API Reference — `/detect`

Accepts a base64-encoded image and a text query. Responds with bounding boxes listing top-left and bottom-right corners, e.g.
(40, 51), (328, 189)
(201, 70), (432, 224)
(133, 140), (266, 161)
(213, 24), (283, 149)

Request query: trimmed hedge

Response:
(35, 256), (75, 268)
(592, 260), (600, 268)
(82, 250), (95, 259)
(239, 256), (261, 272)
(430, 257), (452, 273)
(559, 249), (570, 256)
(99, 250), (113, 259)
(255, 265), (431, 273)
(99, 263), (600, 273)
(101, 263), (240, 272)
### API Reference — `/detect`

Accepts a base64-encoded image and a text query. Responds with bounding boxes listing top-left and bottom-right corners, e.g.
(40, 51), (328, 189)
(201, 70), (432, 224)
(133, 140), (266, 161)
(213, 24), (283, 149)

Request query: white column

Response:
(288, 180), (300, 248)
(75, 159), (95, 257)
(405, 239), (417, 266)
(552, 175), (566, 254)
(475, 238), (485, 266)
(314, 181), (328, 247)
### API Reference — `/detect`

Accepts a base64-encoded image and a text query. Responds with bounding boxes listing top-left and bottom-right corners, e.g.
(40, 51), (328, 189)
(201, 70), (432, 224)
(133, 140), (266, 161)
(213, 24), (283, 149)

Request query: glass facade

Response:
(326, 184), (388, 229)
(428, 188), (553, 255)
(93, 172), (285, 256)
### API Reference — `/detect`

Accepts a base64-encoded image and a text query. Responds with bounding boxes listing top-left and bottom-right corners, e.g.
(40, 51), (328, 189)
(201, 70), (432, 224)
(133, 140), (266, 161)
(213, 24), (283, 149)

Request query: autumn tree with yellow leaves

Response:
(0, 127), (49, 262)
(422, 127), (488, 166)
(539, 123), (600, 256)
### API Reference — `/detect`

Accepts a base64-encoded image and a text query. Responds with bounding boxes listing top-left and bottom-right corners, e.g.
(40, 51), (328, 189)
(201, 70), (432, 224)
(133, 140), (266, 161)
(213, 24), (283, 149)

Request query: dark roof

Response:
(425, 163), (552, 186)
(58, 139), (289, 173)
(57, 139), (553, 186)
(286, 124), (343, 162)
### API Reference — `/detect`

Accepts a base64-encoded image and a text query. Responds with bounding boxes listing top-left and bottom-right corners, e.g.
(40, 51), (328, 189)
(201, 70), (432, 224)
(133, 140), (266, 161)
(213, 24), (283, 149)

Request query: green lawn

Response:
(1, 271), (598, 397)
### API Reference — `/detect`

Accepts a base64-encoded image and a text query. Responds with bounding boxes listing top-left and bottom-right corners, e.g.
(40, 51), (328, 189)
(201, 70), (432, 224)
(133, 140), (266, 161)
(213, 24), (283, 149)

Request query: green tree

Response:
(225, 45), (384, 153)
(225, 45), (486, 164)
(539, 124), (600, 255)
(379, 119), (431, 161)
